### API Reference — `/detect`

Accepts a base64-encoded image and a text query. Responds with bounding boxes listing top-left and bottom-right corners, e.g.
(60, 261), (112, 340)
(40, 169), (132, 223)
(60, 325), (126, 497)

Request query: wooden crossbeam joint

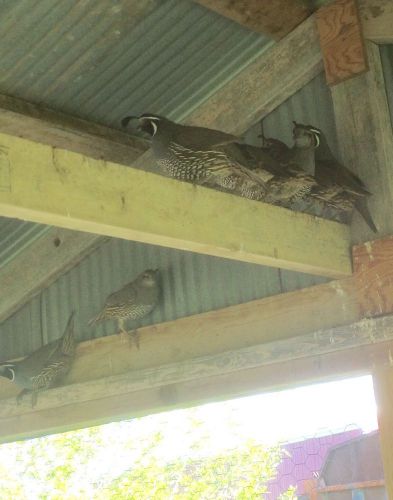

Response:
(316, 0), (368, 85)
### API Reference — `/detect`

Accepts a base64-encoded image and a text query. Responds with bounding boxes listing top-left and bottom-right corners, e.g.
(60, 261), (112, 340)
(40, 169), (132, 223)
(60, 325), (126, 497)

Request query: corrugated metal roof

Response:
(0, 217), (50, 269)
(0, 0), (272, 127)
(0, 235), (327, 361)
(245, 72), (338, 154)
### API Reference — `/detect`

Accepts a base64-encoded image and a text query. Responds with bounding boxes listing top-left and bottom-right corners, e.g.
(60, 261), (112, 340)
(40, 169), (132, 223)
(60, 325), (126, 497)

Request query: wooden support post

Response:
(330, 41), (393, 243)
(358, 0), (393, 44)
(0, 132), (351, 278)
(372, 367), (393, 497)
(316, 0), (368, 85)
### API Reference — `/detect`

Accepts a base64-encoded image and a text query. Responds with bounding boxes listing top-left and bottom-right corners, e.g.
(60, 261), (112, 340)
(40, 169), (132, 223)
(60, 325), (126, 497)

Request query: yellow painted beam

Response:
(0, 132), (351, 277)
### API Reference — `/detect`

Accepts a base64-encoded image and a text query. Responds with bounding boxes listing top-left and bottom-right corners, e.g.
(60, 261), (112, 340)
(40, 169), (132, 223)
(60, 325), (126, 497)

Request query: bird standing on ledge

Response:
(89, 269), (160, 348)
(0, 312), (76, 407)
(121, 114), (276, 192)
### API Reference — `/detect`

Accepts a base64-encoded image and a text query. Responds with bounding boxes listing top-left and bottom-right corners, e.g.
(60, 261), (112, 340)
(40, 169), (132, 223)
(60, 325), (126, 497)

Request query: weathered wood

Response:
(372, 367), (393, 496)
(0, 314), (392, 443)
(331, 41), (393, 243)
(186, 14), (323, 135)
(0, 132), (351, 277)
(359, 0), (393, 43)
(316, 0), (368, 85)
(353, 236), (393, 317)
(0, 227), (104, 323)
(1, 235), (393, 442)
(194, 0), (311, 39)
(0, 94), (149, 166)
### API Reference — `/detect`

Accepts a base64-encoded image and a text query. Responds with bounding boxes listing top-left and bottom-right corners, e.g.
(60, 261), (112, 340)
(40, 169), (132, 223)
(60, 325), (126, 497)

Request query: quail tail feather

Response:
(88, 310), (107, 327)
(355, 198), (377, 233)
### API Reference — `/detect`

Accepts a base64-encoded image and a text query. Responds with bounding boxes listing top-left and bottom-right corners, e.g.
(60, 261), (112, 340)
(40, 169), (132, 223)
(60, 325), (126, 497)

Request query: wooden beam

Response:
(331, 41), (393, 243)
(0, 94), (149, 166)
(372, 367), (393, 497)
(1, 236), (393, 442)
(193, 0), (311, 39)
(0, 227), (104, 323)
(0, 314), (392, 443)
(187, 14), (323, 135)
(316, 0), (368, 86)
(0, 132), (351, 277)
(359, 0), (393, 43)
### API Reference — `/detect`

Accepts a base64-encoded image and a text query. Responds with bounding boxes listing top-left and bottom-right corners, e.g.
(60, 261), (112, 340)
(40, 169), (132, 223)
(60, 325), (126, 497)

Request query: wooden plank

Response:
(331, 41), (393, 243)
(0, 132), (351, 278)
(0, 227), (104, 323)
(1, 236), (392, 441)
(359, 0), (393, 43)
(193, 0), (311, 39)
(1, 314), (392, 443)
(372, 367), (393, 497)
(0, 94), (149, 166)
(353, 236), (393, 317)
(316, 0), (368, 85)
(186, 14), (323, 135)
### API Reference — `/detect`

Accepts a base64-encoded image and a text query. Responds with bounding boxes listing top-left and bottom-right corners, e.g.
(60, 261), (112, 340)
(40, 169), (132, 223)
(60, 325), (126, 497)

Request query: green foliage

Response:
(0, 421), (296, 500)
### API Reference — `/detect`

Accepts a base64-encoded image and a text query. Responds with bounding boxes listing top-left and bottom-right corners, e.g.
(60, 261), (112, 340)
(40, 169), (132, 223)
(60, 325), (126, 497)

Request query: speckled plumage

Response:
(121, 114), (274, 190)
(0, 312), (76, 407)
(89, 269), (160, 346)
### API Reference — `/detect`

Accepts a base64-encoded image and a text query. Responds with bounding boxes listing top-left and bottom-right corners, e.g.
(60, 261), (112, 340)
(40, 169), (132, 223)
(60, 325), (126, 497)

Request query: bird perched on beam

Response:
(0, 312), (76, 408)
(121, 114), (275, 192)
(292, 122), (377, 232)
(88, 269), (160, 348)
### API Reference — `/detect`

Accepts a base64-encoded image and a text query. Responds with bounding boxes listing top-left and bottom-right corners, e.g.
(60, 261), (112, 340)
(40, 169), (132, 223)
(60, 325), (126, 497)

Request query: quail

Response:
(0, 312), (76, 408)
(292, 122), (377, 232)
(89, 269), (160, 348)
(121, 114), (273, 191)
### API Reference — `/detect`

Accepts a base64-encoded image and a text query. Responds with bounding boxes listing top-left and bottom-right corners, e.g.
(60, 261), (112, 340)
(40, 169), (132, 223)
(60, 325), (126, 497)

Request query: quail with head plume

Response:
(121, 114), (275, 191)
(89, 269), (160, 348)
(292, 122), (377, 232)
(0, 312), (76, 408)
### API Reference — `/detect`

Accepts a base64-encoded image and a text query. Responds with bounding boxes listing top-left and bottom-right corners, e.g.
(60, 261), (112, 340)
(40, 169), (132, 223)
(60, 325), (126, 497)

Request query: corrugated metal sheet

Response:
(244, 72), (338, 153)
(0, 236), (327, 361)
(380, 44), (393, 128)
(0, 217), (50, 269)
(0, 0), (272, 127)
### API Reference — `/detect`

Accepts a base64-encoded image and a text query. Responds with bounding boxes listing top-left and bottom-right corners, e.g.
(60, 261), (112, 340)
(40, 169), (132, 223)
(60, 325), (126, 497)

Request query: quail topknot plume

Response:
(88, 268), (160, 348)
(0, 312), (76, 407)
(121, 114), (275, 192)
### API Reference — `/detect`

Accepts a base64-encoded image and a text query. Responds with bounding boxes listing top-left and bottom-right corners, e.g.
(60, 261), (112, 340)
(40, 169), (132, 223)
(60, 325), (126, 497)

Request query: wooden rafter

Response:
(193, 0), (312, 39)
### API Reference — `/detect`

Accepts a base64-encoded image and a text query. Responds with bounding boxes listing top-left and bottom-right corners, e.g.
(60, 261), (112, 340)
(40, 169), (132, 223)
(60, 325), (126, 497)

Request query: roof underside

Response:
(0, 2), (392, 358)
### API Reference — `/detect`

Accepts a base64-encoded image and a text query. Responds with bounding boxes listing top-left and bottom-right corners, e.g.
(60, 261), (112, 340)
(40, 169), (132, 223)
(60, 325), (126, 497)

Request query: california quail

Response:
(89, 269), (160, 348)
(121, 114), (272, 191)
(0, 312), (76, 407)
(292, 122), (377, 232)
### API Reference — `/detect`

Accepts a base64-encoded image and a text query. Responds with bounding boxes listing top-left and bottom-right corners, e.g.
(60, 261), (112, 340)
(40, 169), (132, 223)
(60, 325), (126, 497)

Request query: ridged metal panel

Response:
(244, 72), (338, 153)
(380, 45), (393, 128)
(0, 217), (50, 269)
(0, 0), (272, 127)
(0, 236), (327, 361)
